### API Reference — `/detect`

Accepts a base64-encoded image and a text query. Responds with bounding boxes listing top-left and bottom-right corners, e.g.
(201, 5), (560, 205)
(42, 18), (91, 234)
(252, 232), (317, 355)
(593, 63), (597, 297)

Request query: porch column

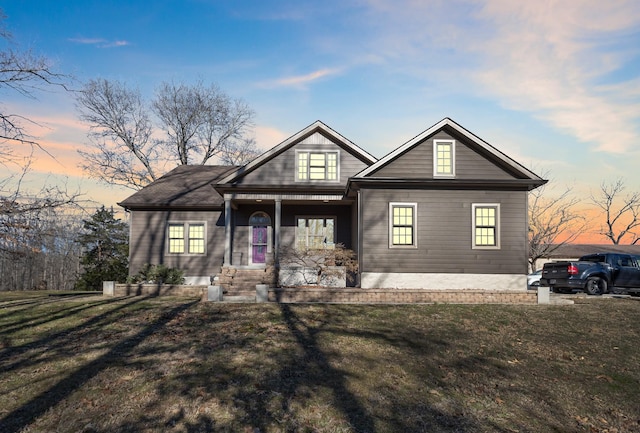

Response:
(224, 196), (232, 266)
(274, 198), (281, 266)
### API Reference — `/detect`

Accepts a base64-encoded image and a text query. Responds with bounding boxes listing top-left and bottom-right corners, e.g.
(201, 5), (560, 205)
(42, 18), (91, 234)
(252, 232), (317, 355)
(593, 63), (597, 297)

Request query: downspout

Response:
(357, 189), (363, 287)
(274, 198), (281, 267)
(224, 195), (232, 266)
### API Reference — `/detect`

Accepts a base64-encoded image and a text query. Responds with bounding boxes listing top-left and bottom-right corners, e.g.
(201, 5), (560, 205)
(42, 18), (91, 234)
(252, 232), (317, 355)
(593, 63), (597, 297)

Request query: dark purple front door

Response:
(252, 226), (267, 264)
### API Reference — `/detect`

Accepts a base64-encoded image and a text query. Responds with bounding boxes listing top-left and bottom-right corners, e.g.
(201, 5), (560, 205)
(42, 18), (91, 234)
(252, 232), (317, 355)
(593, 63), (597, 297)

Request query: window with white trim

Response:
(434, 139), (455, 177)
(389, 203), (417, 247)
(472, 204), (500, 249)
(296, 151), (338, 181)
(296, 217), (335, 249)
(167, 222), (206, 254)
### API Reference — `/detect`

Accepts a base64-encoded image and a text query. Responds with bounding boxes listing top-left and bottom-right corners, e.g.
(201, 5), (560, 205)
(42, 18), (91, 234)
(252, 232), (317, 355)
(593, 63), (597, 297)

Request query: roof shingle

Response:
(118, 165), (236, 209)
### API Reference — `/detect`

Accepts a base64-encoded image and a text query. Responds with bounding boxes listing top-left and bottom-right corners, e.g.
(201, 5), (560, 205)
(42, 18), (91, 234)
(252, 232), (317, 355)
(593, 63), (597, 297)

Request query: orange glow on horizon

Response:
(550, 207), (639, 245)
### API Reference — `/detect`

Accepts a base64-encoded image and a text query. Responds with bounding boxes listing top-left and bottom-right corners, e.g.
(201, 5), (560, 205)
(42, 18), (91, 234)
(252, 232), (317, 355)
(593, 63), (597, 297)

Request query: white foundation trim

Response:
(183, 276), (213, 285)
(360, 272), (526, 291)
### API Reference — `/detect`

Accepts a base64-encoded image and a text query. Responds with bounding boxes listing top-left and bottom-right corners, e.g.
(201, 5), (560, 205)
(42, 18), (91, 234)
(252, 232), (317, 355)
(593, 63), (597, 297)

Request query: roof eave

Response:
(347, 177), (547, 192)
(117, 202), (224, 211)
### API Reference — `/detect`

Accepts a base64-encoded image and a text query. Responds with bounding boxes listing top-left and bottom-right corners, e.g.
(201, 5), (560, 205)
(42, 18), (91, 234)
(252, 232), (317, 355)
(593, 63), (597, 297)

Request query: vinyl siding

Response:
(236, 132), (371, 187)
(360, 188), (528, 275)
(372, 131), (516, 180)
(129, 210), (225, 276)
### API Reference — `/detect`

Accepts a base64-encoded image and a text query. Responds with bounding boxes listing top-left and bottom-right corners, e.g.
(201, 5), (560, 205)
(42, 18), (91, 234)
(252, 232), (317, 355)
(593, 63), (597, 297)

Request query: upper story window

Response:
(434, 139), (455, 177)
(389, 203), (417, 248)
(472, 204), (500, 249)
(296, 151), (339, 181)
(168, 222), (206, 254)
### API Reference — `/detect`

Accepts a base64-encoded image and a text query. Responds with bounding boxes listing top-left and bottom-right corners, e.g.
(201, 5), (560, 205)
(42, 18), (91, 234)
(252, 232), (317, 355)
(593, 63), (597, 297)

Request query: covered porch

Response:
(219, 191), (357, 290)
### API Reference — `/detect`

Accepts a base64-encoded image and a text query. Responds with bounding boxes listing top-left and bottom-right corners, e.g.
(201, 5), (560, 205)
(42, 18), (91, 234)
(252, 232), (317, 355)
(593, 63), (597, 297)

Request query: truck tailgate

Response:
(542, 262), (572, 280)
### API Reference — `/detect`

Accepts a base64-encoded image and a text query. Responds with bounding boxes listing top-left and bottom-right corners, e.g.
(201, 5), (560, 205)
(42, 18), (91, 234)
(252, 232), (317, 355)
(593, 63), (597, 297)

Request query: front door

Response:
(252, 226), (268, 264)
(249, 211), (271, 265)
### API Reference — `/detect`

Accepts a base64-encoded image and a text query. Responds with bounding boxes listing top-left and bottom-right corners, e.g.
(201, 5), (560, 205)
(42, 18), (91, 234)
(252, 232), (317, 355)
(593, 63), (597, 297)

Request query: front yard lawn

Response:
(0, 292), (639, 432)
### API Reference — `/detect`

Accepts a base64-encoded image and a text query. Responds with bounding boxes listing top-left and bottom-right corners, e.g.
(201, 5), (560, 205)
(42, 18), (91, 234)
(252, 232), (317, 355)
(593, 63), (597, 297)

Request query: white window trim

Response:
(472, 203), (500, 250)
(295, 149), (340, 183)
(389, 202), (418, 249)
(295, 216), (337, 249)
(166, 221), (207, 255)
(433, 139), (456, 178)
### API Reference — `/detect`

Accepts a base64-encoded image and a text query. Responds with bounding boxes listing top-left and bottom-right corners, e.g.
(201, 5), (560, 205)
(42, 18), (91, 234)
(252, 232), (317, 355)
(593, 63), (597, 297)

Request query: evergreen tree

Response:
(75, 206), (129, 290)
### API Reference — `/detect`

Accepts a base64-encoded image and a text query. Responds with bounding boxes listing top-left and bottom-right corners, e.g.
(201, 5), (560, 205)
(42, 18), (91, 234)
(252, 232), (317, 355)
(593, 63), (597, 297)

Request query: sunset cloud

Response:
(68, 37), (130, 48)
(352, 0), (640, 154)
(259, 68), (342, 89)
(254, 125), (289, 148)
(470, 0), (640, 154)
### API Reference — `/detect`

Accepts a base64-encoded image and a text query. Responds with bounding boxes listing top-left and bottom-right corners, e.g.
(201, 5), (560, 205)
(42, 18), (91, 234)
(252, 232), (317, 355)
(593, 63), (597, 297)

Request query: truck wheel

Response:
(585, 277), (607, 295)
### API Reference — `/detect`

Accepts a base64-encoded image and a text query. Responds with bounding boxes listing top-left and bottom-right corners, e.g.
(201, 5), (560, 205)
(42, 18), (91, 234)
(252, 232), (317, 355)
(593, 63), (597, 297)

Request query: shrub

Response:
(279, 243), (358, 286)
(128, 264), (185, 285)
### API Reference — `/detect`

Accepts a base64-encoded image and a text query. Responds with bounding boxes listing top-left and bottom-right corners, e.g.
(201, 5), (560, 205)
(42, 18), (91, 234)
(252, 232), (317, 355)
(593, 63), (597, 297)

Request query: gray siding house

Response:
(119, 118), (546, 291)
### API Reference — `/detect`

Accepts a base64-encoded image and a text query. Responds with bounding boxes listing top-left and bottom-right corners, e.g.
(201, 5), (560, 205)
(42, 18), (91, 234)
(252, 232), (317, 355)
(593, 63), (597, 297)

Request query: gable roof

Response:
(118, 165), (236, 210)
(354, 117), (544, 184)
(218, 120), (377, 185)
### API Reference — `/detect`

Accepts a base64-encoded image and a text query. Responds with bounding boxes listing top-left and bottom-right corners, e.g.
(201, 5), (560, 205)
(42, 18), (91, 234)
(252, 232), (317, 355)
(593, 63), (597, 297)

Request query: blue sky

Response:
(3, 0), (640, 229)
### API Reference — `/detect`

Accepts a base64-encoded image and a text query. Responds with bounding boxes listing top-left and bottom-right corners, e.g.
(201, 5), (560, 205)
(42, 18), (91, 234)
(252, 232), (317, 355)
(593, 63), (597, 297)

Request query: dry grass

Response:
(1, 292), (639, 432)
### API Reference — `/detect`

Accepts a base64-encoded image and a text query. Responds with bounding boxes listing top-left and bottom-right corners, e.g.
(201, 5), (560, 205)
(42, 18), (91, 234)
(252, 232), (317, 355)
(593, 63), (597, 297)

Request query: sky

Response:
(2, 0), (640, 243)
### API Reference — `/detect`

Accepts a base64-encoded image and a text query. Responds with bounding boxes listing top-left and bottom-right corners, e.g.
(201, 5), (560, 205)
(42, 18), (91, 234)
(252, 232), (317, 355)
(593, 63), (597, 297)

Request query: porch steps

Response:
(218, 267), (276, 301)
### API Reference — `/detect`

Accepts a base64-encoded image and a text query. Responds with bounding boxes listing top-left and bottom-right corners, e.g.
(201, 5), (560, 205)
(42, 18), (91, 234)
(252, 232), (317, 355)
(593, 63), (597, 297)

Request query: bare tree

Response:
(591, 179), (640, 245)
(0, 10), (82, 291)
(76, 79), (157, 189)
(153, 81), (255, 165)
(528, 178), (585, 271)
(76, 79), (258, 190)
(219, 137), (262, 166)
(0, 203), (82, 291)
(0, 14), (67, 151)
(279, 244), (358, 287)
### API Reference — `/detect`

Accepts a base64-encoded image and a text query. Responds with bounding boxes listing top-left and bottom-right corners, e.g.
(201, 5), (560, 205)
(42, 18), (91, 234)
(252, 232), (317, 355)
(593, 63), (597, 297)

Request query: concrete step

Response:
(222, 295), (256, 303)
(223, 289), (256, 297)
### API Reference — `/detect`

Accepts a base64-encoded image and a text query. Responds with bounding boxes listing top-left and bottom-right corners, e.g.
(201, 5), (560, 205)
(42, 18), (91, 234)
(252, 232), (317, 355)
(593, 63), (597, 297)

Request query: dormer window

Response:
(296, 151), (339, 181)
(434, 139), (455, 177)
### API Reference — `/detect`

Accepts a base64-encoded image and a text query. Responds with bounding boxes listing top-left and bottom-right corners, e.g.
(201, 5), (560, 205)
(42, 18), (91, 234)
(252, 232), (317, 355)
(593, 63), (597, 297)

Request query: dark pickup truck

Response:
(540, 253), (640, 295)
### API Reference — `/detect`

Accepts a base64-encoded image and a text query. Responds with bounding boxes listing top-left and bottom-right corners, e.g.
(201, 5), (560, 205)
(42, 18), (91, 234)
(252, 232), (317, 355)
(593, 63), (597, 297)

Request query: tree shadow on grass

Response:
(0, 297), (199, 433)
(0, 295), (126, 338)
(0, 293), (90, 320)
(146, 303), (482, 432)
(2, 301), (593, 432)
(0, 296), (150, 374)
(132, 303), (378, 432)
(272, 303), (376, 432)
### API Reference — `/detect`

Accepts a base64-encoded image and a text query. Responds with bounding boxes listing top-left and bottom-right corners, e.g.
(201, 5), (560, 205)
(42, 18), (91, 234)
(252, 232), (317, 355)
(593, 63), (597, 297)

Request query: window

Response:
(168, 222), (206, 254)
(434, 139), (455, 177)
(472, 204), (499, 249)
(168, 224), (185, 253)
(188, 224), (205, 254)
(296, 217), (335, 249)
(297, 151), (338, 181)
(389, 203), (417, 247)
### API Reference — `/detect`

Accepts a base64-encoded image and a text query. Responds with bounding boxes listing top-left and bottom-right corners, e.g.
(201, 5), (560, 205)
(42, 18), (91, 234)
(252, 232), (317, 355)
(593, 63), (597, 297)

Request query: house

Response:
(118, 118), (546, 291)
